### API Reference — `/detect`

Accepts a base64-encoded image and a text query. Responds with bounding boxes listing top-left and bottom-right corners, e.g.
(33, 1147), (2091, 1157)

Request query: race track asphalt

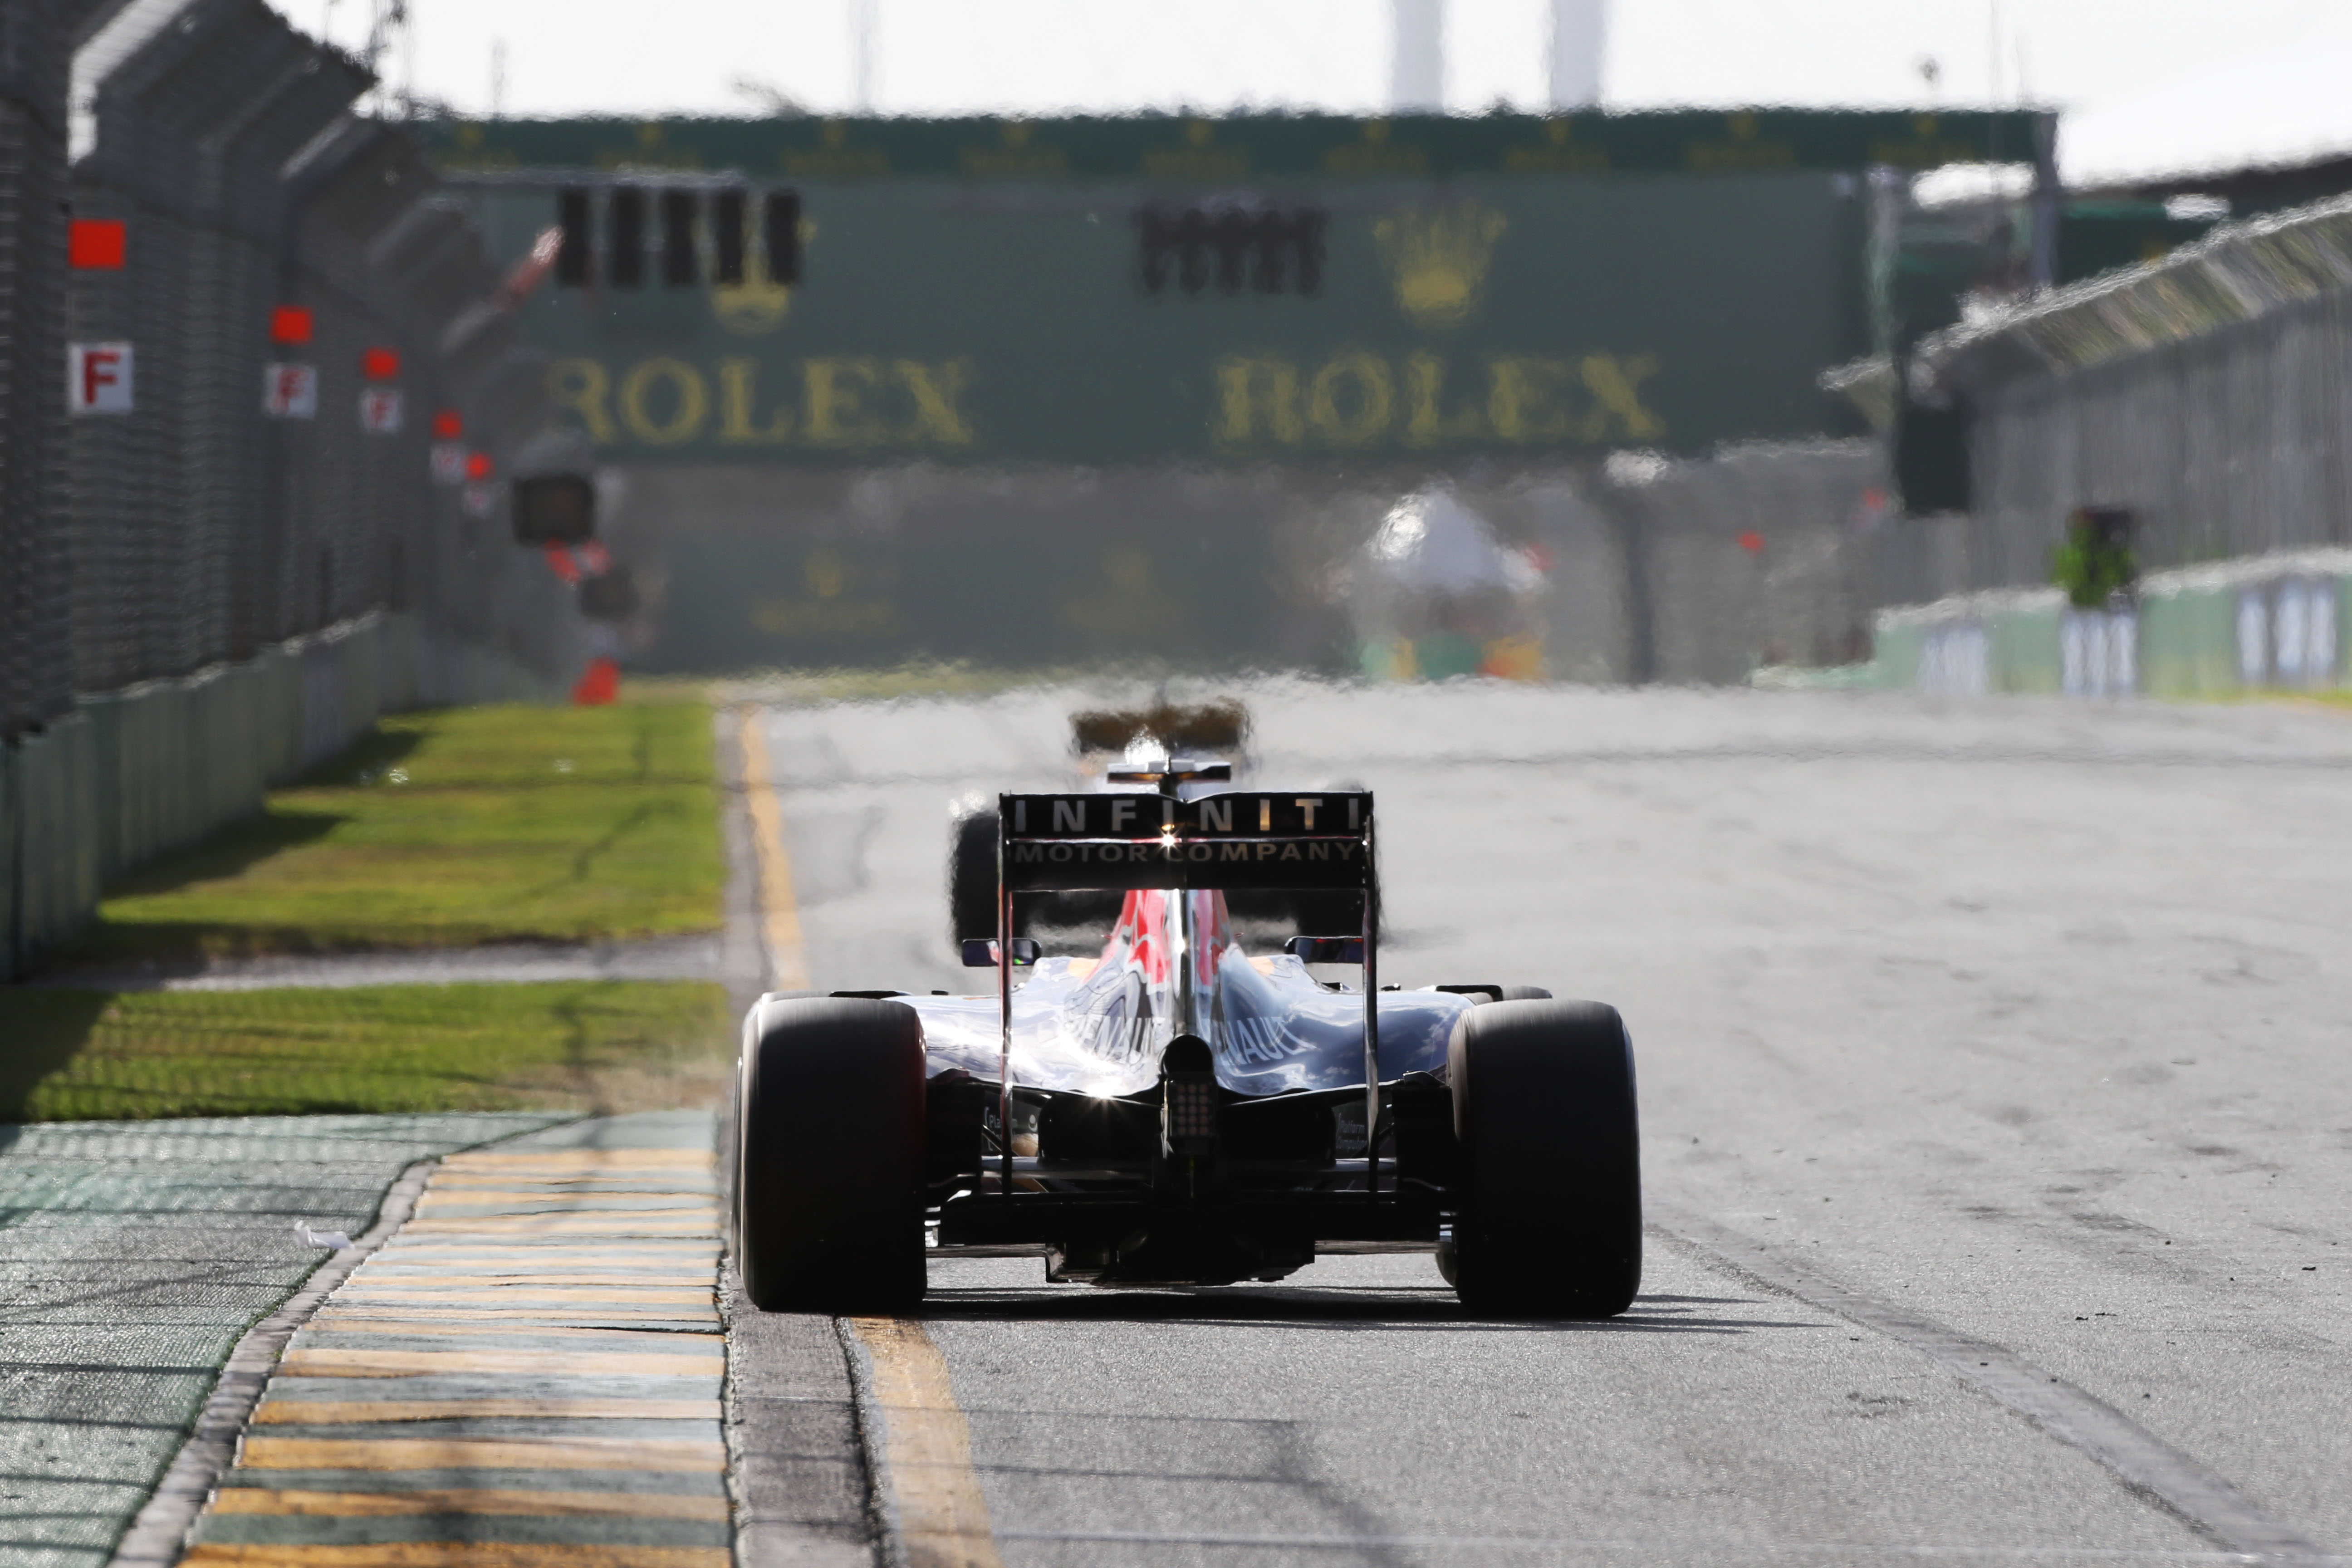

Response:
(741, 683), (2352, 1567)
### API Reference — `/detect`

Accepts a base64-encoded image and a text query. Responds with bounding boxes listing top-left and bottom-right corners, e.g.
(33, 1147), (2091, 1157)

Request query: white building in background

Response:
(1389, 0), (1443, 111)
(1549, 0), (1605, 108)
(1392, 0), (1603, 115)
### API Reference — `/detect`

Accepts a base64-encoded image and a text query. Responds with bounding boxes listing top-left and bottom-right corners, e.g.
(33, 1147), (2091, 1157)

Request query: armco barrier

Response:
(3, 615), (561, 980)
(1864, 549), (2352, 698)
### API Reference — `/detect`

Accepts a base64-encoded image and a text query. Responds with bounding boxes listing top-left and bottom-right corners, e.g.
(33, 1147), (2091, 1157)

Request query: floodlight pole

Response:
(2029, 111), (2060, 294)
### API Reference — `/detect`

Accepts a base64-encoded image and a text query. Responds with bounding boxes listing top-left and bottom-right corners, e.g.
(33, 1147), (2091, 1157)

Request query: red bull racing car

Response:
(732, 756), (1642, 1317)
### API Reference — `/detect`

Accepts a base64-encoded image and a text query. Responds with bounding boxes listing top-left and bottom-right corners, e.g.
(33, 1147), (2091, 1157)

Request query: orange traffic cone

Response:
(572, 657), (619, 706)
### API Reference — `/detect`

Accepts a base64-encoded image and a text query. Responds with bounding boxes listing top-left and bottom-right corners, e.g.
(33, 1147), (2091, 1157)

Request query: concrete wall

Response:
(1, 613), (558, 980)
(1862, 548), (2352, 699)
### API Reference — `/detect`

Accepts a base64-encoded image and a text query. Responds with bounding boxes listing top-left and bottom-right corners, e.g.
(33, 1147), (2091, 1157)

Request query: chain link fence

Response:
(0, 0), (74, 744)
(2, 0), (583, 975)
(1917, 194), (2352, 594)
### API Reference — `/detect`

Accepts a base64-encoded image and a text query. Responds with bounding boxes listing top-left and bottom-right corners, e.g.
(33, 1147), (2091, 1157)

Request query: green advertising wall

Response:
(431, 111), (2045, 469)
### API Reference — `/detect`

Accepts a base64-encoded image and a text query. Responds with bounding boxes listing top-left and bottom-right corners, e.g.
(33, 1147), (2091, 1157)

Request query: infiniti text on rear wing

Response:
(998, 791), (1372, 892)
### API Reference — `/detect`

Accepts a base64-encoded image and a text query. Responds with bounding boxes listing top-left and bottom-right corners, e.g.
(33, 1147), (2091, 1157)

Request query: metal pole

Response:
(2029, 110), (2060, 294)
(997, 795), (1013, 1202)
(1361, 812), (1379, 1198)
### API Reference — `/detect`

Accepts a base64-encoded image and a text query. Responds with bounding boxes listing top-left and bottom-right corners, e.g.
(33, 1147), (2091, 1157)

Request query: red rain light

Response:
(1738, 530), (1766, 554)
(269, 305), (314, 344)
(361, 347), (401, 381)
(68, 219), (127, 270)
(432, 409), (463, 440)
(465, 451), (493, 480)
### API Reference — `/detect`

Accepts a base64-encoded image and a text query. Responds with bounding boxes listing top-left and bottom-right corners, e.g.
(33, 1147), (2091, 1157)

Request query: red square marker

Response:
(270, 305), (314, 344)
(464, 451), (493, 480)
(432, 408), (463, 440)
(68, 219), (127, 270)
(361, 346), (401, 381)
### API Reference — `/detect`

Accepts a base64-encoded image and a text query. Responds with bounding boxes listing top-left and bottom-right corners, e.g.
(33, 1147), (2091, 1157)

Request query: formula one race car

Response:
(944, 697), (1359, 941)
(733, 755), (1642, 1317)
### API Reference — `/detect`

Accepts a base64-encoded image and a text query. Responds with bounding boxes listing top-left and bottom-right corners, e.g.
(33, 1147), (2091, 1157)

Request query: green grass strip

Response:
(75, 703), (725, 961)
(0, 982), (732, 1122)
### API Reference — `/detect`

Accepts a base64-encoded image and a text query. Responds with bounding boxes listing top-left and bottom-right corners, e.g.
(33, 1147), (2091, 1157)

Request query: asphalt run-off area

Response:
(8, 683), (2352, 1568)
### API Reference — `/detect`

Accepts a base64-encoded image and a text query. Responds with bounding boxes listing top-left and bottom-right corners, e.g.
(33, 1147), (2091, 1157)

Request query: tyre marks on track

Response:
(1654, 1205), (2331, 1565)
(847, 1317), (1004, 1568)
(180, 1147), (730, 1568)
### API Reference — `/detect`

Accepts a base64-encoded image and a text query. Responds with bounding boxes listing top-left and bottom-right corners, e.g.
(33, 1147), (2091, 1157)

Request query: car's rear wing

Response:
(984, 789), (1382, 1199)
(995, 789), (1373, 894)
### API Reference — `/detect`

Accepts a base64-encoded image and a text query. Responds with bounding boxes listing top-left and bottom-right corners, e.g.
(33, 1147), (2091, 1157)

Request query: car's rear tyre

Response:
(949, 813), (1007, 942)
(1447, 998), (1641, 1318)
(735, 996), (928, 1312)
(1288, 876), (1381, 942)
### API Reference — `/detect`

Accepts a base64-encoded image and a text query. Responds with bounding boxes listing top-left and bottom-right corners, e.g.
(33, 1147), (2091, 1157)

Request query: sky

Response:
(294, 0), (2352, 186)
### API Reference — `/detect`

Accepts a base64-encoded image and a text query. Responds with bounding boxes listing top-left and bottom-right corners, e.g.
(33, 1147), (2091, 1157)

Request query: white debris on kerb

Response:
(293, 1222), (353, 1250)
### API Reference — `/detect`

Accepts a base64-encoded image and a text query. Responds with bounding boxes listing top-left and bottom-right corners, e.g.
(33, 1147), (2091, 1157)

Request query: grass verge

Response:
(71, 703), (724, 962)
(0, 982), (731, 1122)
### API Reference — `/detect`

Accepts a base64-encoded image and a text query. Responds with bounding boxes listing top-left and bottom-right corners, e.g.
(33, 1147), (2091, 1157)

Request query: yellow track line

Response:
(209, 1490), (730, 1521)
(253, 1400), (720, 1424)
(850, 1318), (1004, 1568)
(310, 1310), (718, 1328)
(438, 1152), (715, 1170)
(182, 1546), (729, 1568)
(735, 702), (811, 991)
(277, 1348), (723, 1379)
(238, 1436), (724, 1474)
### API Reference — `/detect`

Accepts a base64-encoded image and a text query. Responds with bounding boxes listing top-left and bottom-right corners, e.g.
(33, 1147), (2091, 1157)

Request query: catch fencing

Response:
(0, 0), (74, 749)
(1, 0), (582, 977)
(1916, 194), (2352, 593)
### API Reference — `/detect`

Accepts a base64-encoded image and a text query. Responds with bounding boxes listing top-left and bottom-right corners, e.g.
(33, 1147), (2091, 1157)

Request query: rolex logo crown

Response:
(1374, 201), (1509, 328)
(713, 270), (793, 335)
(711, 211), (815, 336)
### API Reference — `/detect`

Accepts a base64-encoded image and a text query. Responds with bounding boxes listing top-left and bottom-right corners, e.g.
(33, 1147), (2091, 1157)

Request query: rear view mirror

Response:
(1284, 936), (1364, 965)
(961, 938), (1041, 967)
(513, 474), (596, 544)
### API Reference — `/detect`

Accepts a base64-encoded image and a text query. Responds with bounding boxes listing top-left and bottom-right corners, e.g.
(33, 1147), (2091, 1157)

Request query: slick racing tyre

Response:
(1288, 871), (1381, 944)
(950, 812), (1060, 941)
(948, 813), (1006, 943)
(1446, 999), (1642, 1318)
(735, 996), (927, 1312)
